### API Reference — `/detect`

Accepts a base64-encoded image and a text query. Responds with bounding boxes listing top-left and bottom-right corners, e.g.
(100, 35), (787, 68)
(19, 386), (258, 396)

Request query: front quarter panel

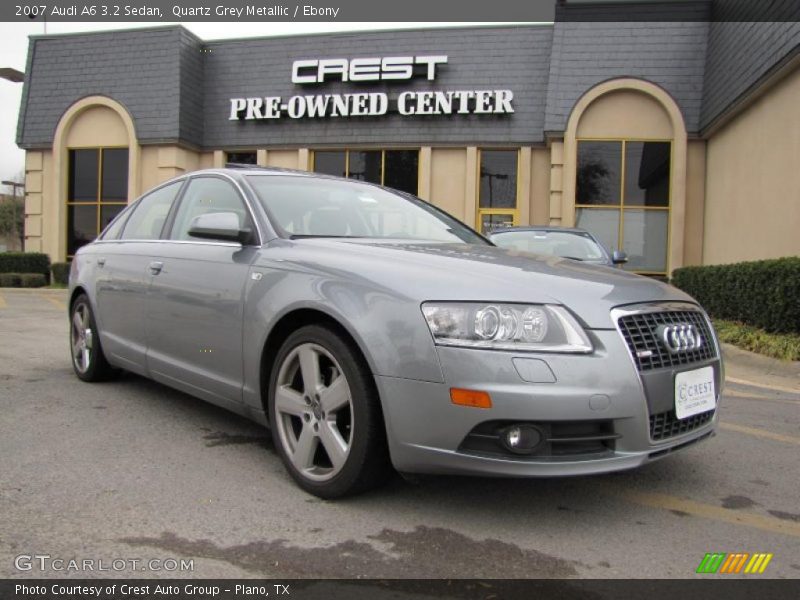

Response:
(241, 246), (444, 414)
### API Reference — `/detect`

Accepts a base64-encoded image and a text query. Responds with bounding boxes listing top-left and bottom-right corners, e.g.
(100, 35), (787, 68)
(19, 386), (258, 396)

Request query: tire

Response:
(268, 324), (391, 498)
(70, 293), (117, 382)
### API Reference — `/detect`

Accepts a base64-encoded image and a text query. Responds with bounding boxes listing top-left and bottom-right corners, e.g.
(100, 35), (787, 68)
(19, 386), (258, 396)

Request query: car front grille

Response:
(617, 309), (717, 371)
(650, 409), (714, 441)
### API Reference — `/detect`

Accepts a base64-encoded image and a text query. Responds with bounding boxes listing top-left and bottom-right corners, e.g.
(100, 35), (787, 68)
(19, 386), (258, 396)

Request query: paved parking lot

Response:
(1, 288), (798, 580)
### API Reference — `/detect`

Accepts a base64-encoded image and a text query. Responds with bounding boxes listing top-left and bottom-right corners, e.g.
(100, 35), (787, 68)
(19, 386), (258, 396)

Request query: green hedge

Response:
(0, 273), (21, 287)
(20, 273), (47, 288)
(671, 257), (800, 334)
(51, 262), (70, 286)
(0, 252), (50, 276)
(0, 272), (47, 288)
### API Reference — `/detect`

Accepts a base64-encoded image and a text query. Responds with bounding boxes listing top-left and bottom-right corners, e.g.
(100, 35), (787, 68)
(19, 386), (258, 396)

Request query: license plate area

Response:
(674, 366), (716, 419)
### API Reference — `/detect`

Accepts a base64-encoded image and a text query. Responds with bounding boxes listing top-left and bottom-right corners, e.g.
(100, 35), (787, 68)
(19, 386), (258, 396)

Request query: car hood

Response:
(268, 239), (696, 329)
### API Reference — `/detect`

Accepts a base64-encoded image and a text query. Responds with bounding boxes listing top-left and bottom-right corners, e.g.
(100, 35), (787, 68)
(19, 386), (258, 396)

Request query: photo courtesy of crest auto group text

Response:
(0, 0), (799, 598)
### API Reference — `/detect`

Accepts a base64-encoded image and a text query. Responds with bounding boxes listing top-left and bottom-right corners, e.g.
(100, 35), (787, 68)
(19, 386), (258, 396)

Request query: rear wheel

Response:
(268, 325), (390, 498)
(70, 294), (116, 382)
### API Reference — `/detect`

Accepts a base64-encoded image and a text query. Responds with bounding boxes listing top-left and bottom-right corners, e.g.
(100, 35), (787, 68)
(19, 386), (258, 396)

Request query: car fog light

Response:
(501, 425), (543, 454)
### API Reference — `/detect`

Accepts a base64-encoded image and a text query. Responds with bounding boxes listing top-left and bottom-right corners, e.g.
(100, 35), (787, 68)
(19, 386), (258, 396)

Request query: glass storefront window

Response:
(575, 139), (671, 275)
(576, 141), (622, 205)
(67, 204), (97, 258)
(67, 147), (129, 257)
(575, 208), (620, 256)
(479, 150), (517, 209)
(348, 150), (382, 184)
(624, 142), (670, 207)
(68, 149), (99, 202)
(101, 148), (129, 200)
(478, 149), (518, 234)
(314, 151), (347, 178)
(225, 151), (257, 165)
(622, 209), (669, 273)
(383, 151), (419, 194)
(313, 149), (419, 195)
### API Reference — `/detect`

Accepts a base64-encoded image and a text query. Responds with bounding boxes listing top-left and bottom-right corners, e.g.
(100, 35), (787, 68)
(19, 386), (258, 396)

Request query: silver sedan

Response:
(69, 168), (723, 498)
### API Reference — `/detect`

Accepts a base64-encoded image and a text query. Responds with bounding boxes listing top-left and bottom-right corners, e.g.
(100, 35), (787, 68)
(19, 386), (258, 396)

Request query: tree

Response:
(0, 196), (24, 250)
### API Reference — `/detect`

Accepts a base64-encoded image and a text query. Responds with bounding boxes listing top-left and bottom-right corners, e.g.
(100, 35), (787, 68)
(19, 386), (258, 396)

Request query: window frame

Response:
(575, 137), (673, 276)
(311, 148), (421, 194)
(163, 174), (263, 246)
(66, 145), (129, 258)
(118, 179), (187, 242)
(476, 147), (521, 234)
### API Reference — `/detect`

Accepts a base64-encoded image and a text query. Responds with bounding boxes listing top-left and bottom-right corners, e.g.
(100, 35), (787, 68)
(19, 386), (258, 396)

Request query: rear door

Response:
(94, 180), (184, 374)
(144, 175), (260, 407)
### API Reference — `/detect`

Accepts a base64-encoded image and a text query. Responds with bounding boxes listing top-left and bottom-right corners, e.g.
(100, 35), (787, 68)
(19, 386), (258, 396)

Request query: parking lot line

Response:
(720, 422), (800, 445)
(726, 376), (800, 395)
(38, 294), (67, 311)
(619, 490), (800, 538)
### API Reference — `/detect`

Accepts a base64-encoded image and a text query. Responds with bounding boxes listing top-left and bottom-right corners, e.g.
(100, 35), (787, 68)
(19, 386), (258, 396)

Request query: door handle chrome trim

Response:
(97, 258), (106, 267)
(148, 261), (164, 275)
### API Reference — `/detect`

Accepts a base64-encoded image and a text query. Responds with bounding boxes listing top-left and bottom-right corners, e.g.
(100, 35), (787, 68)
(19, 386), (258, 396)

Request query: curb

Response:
(722, 343), (800, 392)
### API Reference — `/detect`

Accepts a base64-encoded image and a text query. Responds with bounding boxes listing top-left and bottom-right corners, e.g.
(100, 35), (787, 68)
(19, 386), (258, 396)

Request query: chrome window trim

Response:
(92, 239), (243, 248)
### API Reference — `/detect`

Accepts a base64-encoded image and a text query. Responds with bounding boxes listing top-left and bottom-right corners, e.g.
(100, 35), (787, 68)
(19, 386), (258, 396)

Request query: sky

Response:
(0, 21), (511, 189)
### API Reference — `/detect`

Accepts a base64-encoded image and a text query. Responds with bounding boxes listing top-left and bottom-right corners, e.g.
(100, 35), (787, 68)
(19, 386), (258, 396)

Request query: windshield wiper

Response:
(560, 256), (585, 261)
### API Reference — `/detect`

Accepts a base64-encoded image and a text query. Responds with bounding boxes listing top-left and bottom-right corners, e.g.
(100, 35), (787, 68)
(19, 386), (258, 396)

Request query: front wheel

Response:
(70, 293), (116, 382)
(268, 325), (390, 498)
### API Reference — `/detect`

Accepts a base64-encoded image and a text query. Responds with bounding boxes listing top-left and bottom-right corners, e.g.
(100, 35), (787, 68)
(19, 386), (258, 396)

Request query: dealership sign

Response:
(229, 55), (514, 120)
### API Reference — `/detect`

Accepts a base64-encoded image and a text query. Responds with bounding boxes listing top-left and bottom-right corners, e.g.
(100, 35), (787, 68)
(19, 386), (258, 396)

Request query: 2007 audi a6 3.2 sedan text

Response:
(68, 167), (723, 498)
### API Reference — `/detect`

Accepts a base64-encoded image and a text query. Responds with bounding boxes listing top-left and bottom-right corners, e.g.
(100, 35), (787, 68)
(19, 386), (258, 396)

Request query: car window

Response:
(492, 231), (606, 261)
(100, 205), (132, 240)
(169, 177), (251, 241)
(120, 181), (183, 240)
(247, 175), (485, 244)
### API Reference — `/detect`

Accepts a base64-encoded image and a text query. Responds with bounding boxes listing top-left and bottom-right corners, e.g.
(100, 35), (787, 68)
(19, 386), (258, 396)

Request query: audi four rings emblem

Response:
(658, 324), (703, 353)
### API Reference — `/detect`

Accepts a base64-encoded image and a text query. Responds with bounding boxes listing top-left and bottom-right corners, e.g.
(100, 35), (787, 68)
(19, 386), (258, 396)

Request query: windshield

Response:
(247, 175), (486, 244)
(492, 230), (607, 262)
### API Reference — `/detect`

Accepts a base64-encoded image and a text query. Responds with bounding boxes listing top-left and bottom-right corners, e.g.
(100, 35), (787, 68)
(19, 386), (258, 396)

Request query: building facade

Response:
(15, 2), (800, 275)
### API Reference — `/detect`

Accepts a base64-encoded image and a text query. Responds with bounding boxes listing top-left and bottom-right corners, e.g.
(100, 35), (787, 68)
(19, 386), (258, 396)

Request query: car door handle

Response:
(148, 261), (164, 275)
(97, 257), (106, 267)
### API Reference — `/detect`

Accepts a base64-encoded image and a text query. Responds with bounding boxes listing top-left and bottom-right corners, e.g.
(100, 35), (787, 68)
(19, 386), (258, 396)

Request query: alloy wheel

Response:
(274, 342), (354, 482)
(71, 303), (93, 374)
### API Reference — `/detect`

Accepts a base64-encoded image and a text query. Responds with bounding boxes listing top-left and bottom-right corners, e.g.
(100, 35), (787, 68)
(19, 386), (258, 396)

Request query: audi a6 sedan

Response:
(69, 167), (723, 498)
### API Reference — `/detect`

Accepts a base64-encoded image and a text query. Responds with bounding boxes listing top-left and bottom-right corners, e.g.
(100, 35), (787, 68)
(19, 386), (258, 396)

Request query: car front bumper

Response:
(377, 329), (721, 476)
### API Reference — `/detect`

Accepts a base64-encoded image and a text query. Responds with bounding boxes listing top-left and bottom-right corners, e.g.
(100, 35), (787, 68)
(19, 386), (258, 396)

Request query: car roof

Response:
(490, 226), (591, 235)
(191, 165), (388, 187)
(211, 165), (314, 177)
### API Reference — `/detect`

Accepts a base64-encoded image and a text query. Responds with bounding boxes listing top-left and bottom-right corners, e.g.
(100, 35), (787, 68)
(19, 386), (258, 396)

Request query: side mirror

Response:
(612, 250), (628, 265)
(188, 212), (252, 244)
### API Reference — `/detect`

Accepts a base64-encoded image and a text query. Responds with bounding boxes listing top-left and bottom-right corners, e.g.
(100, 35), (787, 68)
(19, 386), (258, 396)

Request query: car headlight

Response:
(421, 302), (593, 353)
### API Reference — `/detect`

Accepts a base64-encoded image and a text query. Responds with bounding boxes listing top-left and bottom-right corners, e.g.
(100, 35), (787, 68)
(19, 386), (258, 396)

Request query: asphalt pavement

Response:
(1, 288), (798, 580)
